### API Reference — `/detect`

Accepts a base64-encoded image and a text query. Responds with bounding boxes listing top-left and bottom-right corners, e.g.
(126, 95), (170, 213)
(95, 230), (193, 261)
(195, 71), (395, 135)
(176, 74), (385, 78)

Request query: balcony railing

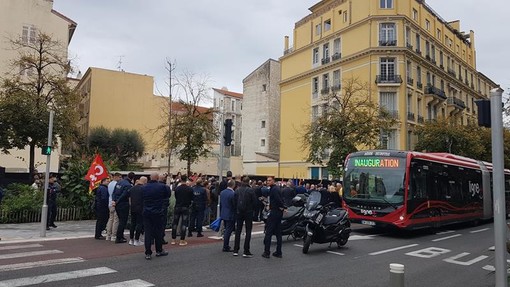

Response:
(417, 115), (424, 123)
(406, 43), (413, 49)
(417, 82), (423, 89)
(321, 87), (330, 94)
(380, 109), (399, 119)
(407, 112), (415, 121)
(407, 77), (414, 86)
(321, 57), (331, 65)
(447, 68), (456, 77)
(415, 48), (422, 55)
(379, 40), (397, 46)
(331, 84), (341, 92)
(447, 97), (466, 109)
(425, 85), (447, 100)
(375, 74), (403, 84)
(332, 53), (341, 61)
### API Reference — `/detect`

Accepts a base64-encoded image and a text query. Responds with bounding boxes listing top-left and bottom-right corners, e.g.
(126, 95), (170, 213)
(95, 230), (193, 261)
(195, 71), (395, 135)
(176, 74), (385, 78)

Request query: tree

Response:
(300, 77), (399, 178)
(0, 32), (79, 179)
(157, 70), (217, 175)
(88, 126), (145, 170)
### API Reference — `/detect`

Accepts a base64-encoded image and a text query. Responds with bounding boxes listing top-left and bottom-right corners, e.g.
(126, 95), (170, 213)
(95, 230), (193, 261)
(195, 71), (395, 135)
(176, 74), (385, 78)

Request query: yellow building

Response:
(279, 0), (498, 179)
(76, 67), (242, 176)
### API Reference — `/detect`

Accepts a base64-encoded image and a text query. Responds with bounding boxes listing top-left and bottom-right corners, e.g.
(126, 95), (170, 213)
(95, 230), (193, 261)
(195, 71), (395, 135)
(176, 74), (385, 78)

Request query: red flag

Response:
(84, 154), (109, 192)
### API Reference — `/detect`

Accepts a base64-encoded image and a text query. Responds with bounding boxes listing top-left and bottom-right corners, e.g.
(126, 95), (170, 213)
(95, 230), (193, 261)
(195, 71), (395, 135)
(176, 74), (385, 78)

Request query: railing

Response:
(447, 97), (466, 109)
(417, 82), (423, 89)
(321, 57), (331, 65)
(425, 85), (447, 100)
(321, 87), (330, 94)
(407, 112), (415, 121)
(407, 77), (414, 86)
(332, 53), (342, 61)
(331, 84), (341, 92)
(381, 109), (399, 119)
(375, 74), (403, 84)
(379, 40), (397, 46)
(417, 115), (424, 123)
(415, 48), (422, 55)
(406, 43), (413, 49)
(447, 68), (456, 77)
(0, 207), (90, 224)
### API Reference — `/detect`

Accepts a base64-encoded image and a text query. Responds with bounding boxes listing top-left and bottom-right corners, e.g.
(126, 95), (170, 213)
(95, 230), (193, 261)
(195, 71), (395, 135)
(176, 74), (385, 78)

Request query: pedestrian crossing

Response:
(0, 242), (155, 286)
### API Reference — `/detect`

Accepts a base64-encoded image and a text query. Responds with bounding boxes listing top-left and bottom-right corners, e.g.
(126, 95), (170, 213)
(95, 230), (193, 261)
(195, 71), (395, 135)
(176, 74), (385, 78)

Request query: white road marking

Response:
(436, 230), (455, 235)
(252, 231), (264, 235)
(432, 234), (461, 242)
(95, 279), (155, 287)
(326, 251), (345, 256)
(0, 267), (116, 287)
(349, 235), (376, 241)
(369, 244), (419, 255)
(406, 247), (450, 258)
(208, 236), (222, 240)
(294, 244), (303, 248)
(0, 257), (84, 272)
(443, 252), (489, 266)
(0, 244), (43, 251)
(470, 228), (490, 233)
(0, 250), (63, 260)
(483, 265), (495, 271)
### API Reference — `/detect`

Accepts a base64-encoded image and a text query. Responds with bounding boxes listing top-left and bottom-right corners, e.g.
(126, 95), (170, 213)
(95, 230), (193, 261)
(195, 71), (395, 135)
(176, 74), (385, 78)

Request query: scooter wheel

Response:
(303, 235), (312, 254)
(337, 238), (348, 247)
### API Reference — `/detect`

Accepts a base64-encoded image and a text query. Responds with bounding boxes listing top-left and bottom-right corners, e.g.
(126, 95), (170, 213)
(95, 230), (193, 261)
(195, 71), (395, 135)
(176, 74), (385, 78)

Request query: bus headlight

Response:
(399, 215), (405, 221)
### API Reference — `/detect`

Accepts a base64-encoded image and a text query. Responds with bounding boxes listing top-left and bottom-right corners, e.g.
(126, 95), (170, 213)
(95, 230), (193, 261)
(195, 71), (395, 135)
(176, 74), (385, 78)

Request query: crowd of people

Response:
(90, 170), (344, 260)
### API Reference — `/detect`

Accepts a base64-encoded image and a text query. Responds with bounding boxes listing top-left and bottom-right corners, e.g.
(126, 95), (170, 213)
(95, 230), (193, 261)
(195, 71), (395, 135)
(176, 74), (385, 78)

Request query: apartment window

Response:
(407, 94), (413, 116)
(380, 58), (396, 79)
(231, 99), (236, 112)
(343, 11), (348, 23)
(261, 139), (266, 147)
(425, 19), (430, 31)
(312, 47), (319, 65)
(380, 0), (393, 9)
(380, 130), (397, 150)
(261, 120), (266, 128)
(333, 70), (341, 90)
(312, 105), (319, 120)
(262, 84), (266, 91)
(416, 65), (422, 84)
(324, 19), (331, 31)
(426, 72), (431, 86)
(22, 25), (37, 44)
(333, 38), (341, 55)
(315, 23), (322, 35)
(323, 43), (330, 59)
(425, 41), (430, 57)
(437, 28), (441, 39)
(417, 99), (422, 117)
(447, 56), (451, 69)
(431, 45), (436, 62)
(322, 73), (329, 89)
(439, 51), (444, 67)
(405, 27), (412, 47)
(379, 23), (396, 46)
(440, 80), (445, 91)
(415, 34), (421, 51)
(412, 9), (418, 21)
(312, 77), (319, 98)
(406, 61), (412, 79)
(380, 92), (397, 115)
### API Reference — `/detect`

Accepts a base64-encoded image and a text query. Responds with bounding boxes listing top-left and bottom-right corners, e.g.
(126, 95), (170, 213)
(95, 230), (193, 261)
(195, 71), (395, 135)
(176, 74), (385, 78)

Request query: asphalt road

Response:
(0, 221), (503, 286)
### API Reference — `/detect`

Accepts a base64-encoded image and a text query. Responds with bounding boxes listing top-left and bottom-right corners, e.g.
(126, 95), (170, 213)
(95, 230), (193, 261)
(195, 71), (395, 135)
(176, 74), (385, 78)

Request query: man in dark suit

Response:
(262, 176), (286, 258)
(94, 178), (110, 239)
(219, 179), (236, 252)
(233, 176), (258, 257)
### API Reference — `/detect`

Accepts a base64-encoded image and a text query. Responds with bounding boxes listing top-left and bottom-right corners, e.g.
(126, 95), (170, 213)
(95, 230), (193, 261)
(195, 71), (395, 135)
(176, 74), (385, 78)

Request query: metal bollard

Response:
(389, 263), (405, 287)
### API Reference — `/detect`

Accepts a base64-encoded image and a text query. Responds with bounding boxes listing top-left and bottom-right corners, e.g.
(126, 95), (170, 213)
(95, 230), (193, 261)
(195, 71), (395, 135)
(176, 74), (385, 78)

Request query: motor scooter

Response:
(281, 194), (307, 239)
(302, 190), (351, 254)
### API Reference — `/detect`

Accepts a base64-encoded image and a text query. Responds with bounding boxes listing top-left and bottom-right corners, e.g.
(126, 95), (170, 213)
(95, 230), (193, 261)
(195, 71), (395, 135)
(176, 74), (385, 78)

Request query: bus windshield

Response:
(343, 156), (406, 205)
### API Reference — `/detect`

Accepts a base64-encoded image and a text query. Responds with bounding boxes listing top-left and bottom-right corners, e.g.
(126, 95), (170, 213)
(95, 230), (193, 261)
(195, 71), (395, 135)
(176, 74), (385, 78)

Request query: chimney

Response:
(284, 36), (289, 51)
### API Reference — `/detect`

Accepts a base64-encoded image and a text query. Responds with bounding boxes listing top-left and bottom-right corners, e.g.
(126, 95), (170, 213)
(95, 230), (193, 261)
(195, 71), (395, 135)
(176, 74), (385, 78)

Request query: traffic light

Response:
(41, 145), (52, 155)
(224, 119), (233, 146)
(475, 100), (491, 128)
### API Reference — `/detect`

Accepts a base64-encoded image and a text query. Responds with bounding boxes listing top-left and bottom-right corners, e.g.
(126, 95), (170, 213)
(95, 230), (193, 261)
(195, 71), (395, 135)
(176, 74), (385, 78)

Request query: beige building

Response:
(279, 0), (498, 179)
(76, 67), (242, 176)
(241, 59), (281, 176)
(0, 0), (76, 172)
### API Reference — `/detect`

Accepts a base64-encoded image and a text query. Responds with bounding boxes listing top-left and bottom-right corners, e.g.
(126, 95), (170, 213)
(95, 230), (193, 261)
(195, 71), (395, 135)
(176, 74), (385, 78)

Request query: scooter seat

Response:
(283, 206), (301, 219)
(323, 208), (346, 225)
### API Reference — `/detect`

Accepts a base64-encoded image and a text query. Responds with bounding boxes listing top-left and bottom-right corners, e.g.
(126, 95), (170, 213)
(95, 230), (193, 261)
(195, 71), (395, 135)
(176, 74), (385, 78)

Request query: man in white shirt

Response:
(106, 173), (121, 241)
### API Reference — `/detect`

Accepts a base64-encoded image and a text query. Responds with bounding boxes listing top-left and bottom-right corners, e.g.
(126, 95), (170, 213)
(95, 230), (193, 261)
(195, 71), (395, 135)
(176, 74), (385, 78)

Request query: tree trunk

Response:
(187, 157), (191, 177)
(29, 142), (36, 182)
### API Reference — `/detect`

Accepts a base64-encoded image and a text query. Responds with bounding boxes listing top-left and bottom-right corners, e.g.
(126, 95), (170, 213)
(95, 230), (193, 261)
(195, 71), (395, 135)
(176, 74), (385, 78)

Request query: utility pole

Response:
(40, 110), (54, 237)
(166, 60), (175, 175)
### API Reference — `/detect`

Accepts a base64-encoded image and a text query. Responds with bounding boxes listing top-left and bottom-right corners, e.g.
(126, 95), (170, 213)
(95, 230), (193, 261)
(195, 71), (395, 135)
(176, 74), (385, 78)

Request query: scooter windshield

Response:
(305, 191), (321, 210)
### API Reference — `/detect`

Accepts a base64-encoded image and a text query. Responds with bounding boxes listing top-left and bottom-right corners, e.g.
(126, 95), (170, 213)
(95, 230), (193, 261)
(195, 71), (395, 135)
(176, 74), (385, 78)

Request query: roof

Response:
(51, 9), (77, 43)
(213, 88), (243, 99)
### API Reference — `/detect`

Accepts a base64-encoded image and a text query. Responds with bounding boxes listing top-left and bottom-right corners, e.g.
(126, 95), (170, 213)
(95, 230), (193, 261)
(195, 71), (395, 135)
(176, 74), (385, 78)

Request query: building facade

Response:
(241, 59), (281, 176)
(279, 0), (498, 179)
(0, 0), (76, 172)
(213, 88), (243, 157)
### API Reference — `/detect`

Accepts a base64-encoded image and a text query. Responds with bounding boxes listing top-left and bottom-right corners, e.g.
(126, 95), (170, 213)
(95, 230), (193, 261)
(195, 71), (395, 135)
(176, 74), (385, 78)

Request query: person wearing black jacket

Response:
(112, 172), (134, 243)
(142, 172), (170, 260)
(262, 176), (286, 258)
(94, 178), (110, 239)
(233, 176), (258, 257)
(129, 176), (147, 246)
(171, 175), (194, 245)
(189, 178), (207, 238)
(46, 175), (60, 230)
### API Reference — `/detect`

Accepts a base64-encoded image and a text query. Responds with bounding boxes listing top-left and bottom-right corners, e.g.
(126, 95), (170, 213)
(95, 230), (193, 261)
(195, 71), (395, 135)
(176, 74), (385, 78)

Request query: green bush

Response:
(1, 183), (43, 213)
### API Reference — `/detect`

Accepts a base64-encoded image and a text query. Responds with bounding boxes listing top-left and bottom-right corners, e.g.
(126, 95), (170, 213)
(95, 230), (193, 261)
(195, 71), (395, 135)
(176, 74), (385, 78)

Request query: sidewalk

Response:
(0, 220), (96, 244)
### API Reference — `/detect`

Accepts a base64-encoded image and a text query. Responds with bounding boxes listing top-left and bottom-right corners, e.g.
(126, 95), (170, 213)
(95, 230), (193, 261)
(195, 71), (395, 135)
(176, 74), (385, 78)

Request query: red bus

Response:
(342, 150), (510, 230)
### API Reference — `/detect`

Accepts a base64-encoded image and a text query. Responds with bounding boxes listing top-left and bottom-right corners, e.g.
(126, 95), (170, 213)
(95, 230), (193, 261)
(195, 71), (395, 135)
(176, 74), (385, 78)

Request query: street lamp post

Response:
(40, 110), (54, 237)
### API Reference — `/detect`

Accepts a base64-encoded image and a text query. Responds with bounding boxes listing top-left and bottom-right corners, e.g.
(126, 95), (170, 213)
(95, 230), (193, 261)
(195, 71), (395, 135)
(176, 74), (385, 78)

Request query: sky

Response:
(53, 0), (509, 99)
